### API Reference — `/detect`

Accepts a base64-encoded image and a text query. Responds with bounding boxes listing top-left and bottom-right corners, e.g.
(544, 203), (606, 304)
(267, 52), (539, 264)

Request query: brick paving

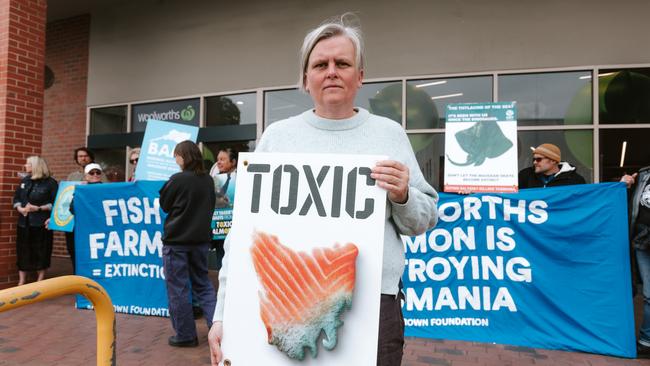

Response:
(1, 257), (649, 365)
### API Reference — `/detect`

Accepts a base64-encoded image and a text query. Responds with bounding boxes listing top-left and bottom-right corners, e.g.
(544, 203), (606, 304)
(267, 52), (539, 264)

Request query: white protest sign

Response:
(221, 152), (387, 366)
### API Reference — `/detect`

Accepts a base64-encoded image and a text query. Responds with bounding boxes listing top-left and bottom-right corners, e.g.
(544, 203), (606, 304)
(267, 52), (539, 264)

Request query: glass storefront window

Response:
(264, 89), (313, 126)
(205, 93), (256, 126)
(94, 148), (127, 182)
(517, 130), (594, 183)
(499, 71), (592, 126)
(407, 76), (492, 129)
(357, 81), (401, 123)
(90, 106), (127, 135)
(408, 133), (445, 191)
(599, 128), (650, 182)
(598, 68), (650, 124)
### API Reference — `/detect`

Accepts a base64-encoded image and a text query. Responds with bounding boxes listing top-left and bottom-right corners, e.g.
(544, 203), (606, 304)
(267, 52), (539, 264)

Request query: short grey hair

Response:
(298, 14), (364, 91)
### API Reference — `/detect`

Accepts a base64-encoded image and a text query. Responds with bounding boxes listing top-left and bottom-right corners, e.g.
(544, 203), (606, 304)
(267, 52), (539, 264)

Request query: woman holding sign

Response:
(160, 140), (217, 347)
(13, 156), (58, 285)
(208, 15), (439, 366)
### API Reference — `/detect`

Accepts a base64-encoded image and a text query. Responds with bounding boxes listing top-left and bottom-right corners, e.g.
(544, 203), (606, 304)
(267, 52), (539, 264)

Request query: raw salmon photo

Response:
(250, 230), (359, 360)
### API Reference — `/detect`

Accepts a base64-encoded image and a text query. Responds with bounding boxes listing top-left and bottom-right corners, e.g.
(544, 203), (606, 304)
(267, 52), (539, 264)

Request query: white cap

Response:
(84, 163), (103, 174)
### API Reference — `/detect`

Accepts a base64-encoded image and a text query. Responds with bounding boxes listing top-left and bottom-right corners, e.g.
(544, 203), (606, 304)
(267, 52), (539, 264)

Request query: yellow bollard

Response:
(0, 275), (116, 366)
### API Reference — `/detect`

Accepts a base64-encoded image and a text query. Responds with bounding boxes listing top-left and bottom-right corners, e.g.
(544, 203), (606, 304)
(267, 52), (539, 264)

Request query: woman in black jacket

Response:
(13, 156), (58, 285)
(159, 140), (217, 347)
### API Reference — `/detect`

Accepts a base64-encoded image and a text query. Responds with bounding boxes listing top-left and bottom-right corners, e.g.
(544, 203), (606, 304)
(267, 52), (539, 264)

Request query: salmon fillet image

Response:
(250, 230), (359, 360)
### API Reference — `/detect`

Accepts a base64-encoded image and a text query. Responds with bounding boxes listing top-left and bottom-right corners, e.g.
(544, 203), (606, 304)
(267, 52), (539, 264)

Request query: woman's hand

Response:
(16, 206), (28, 216)
(25, 203), (39, 213)
(208, 321), (224, 365)
(44, 218), (50, 230)
(371, 160), (409, 204)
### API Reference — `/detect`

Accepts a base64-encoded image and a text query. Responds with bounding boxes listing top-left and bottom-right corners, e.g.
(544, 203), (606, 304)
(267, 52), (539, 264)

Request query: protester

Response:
(82, 163), (104, 184)
(13, 156), (58, 285)
(64, 147), (98, 270)
(622, 166), (650, 358)
(128, 147), (141, 181)
(208, 16), (439, 366)
(210, 148), (237, 271)
(67, 147), (95, 181)
(160, 140), (217, 347)
(518, 143), (586, 188)
(55, 163), (104, 274)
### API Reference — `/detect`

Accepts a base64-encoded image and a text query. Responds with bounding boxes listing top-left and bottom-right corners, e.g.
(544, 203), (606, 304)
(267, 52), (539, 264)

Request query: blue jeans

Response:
(163, 243), (217, 341)
(637, 249), (650, 346)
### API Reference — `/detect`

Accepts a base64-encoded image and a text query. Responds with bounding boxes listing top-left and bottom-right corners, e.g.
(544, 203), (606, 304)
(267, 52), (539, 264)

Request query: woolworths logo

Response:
(137, 105), (196, 123)
(181, 105), (195, 121)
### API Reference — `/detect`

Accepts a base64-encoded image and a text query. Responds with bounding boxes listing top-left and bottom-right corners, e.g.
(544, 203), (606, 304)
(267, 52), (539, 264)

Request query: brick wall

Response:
(0, 0), (47, 289)
(42, 14), (89, 257)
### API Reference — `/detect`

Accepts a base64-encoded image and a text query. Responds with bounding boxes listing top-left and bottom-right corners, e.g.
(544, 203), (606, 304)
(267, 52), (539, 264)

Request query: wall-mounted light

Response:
(431, 93), (463, 100)
(619, 141), (627, 168)
(416, 80), (447, 88)
(579, 72), (616, 80)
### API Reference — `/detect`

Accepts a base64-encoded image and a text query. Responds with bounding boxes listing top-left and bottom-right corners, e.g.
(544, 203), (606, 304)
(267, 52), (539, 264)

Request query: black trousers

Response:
(65, 231), (75, 273)
(377, 293), (405, 366)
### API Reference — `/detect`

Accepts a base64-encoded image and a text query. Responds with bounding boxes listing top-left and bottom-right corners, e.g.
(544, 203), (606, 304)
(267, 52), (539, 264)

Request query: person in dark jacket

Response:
(13, 156), (58, 285)
(622, 166), (650, 358)
(518, 143), (586, 188)
(159, 140), (217, 348)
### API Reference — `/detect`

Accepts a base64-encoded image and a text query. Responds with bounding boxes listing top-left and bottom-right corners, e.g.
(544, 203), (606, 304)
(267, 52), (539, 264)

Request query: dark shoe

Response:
(638, 343), (650, 359)
(192, 306), (203, 319)
(168, 335), (198, 347)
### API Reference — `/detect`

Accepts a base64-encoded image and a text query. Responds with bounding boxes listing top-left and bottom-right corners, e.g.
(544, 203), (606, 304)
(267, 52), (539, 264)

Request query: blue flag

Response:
(402, 183), (635, 358)
(74, 181), (169, 316)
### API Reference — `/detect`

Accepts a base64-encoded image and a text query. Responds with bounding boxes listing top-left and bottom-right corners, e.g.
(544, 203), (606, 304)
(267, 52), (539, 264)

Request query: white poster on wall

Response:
(220, 152), (387, 366)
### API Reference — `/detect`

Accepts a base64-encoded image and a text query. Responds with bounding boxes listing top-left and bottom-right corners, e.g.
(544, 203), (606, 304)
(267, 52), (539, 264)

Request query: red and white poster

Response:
(220, 152), (387, 366)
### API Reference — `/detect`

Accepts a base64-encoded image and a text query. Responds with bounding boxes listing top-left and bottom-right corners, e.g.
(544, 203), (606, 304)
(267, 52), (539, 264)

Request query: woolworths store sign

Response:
(132, 98), (200, 132)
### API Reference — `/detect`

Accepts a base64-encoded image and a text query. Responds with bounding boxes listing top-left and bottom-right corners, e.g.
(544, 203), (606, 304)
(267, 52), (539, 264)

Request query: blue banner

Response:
(74, 181), (169, 316)
(135, 120), (199, 181)
(402, 183), (635, 358)
(49, 181), (82, 232)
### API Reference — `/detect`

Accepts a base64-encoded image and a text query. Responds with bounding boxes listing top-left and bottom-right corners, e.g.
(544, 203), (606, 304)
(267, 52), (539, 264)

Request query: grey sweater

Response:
(213, 108), (439, 321)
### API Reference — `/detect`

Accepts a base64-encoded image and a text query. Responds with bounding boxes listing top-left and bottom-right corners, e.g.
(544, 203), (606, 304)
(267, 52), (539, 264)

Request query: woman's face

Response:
(85, 169), (102, 183)
(130, 152), (139, 168)
(216, 151), (235, 173)
(24, 161), (32, 174)
(304, 35), (363, 118)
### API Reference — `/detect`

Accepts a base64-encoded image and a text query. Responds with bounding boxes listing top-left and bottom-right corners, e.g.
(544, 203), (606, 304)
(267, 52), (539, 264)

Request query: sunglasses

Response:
(88, 170), (102, 176)
(532, 157), (546, 163)
(130, 158), (139, 164)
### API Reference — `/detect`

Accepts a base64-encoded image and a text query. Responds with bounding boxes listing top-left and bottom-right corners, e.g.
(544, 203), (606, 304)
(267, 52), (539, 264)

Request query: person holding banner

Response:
(13, 156), (58, 286)
(160, 140), (217, 348)
(210, 148), (238, 271)
(208, 15), (439, 366)
(624, 166), (650, 357)
(518, 143), (585, 188)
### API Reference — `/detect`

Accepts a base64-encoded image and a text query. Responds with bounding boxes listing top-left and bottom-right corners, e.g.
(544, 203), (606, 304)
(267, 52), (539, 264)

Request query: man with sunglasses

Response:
(518, 143), (586, 189)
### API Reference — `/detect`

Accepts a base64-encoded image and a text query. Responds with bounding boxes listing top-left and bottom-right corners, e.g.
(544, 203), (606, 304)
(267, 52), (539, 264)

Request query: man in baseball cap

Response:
(518, 143), (586, 188)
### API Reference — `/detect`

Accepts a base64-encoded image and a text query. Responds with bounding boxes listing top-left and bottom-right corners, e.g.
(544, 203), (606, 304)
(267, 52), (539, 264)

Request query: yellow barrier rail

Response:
(0, 275), (116, 366)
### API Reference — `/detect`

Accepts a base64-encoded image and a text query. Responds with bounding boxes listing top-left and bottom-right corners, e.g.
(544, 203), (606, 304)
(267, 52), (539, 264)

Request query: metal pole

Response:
(0, 275), (116, 366)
